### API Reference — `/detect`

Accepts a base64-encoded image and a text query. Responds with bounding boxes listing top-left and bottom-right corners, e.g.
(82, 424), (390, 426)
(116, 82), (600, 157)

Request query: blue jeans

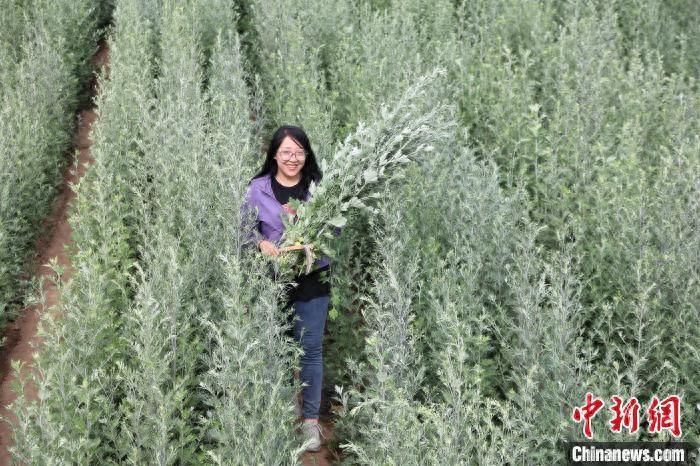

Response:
(291, 295), (329, 419)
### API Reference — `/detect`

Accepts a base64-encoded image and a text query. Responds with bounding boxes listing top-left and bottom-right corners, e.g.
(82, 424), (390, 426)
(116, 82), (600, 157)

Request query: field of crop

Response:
(1, 0), (698, 464)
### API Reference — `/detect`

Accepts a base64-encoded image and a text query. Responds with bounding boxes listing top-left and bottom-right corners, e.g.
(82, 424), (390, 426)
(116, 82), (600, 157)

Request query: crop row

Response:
(5, 0), (699, 464)
(0, 0), (109, 332)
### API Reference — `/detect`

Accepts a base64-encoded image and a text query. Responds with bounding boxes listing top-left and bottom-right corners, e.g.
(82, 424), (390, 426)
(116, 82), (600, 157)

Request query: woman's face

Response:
(274, 136), (306, 180)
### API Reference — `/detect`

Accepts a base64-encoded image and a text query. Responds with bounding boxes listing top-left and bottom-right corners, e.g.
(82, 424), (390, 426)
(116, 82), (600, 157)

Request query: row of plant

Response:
(448, 0), (700, 447)
(246, 0), (342, 160)
(8, 0), (338, 462)
(6, 0), (699, 463)
(7, 0), (156, 461)
(0, 0), (110, 333)
(243, 0), (699, 462)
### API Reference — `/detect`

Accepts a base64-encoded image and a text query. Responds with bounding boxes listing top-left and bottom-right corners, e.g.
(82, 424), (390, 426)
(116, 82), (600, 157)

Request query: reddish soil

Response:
(0, 40), (108, 465)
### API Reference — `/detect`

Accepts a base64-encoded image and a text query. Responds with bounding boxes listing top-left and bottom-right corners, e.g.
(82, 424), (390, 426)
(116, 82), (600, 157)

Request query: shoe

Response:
(301, 421), (324, 452)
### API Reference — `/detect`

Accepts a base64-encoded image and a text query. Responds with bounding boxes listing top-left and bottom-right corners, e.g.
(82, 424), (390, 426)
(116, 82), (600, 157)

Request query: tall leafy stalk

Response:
(6, 0), (154, 461)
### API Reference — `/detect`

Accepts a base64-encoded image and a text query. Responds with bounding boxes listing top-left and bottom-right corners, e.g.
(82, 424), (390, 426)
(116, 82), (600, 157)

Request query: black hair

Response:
(251, 125), (322, 194)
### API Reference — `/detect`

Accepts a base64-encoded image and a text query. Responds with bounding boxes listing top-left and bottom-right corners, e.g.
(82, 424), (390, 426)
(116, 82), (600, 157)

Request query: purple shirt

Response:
(242, 172), (331, 270)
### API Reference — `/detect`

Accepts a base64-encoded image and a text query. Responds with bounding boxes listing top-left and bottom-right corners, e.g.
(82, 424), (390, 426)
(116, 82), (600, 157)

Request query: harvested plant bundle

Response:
(277, 69), (455, 277)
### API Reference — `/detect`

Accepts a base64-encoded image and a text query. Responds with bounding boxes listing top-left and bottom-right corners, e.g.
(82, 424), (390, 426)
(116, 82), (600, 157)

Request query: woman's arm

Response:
(241, 186), (265, 250)
(241, 185), (280, 256)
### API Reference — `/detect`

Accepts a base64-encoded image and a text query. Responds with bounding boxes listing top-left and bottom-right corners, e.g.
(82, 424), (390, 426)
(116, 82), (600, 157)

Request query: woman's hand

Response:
(258, 239), (280, 257)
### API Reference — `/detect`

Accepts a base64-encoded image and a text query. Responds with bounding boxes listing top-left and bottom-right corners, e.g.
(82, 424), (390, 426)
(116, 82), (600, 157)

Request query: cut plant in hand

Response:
(276, 69), (456, 278)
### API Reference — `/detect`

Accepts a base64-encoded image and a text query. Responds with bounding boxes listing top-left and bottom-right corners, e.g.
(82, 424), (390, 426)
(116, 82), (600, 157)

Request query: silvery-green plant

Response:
(448, 0), (700, 444)
(197, 27), (303, 464)
(328, 0), (457, 142)
(200, 251), (304, 465)
(275, 70), (455, 277)
(425, 246), (519, 464)
(0, 29), (70, 330)
(0, 0), (102, 331)
(503, 246), (596, 462)
(0, 0), (31, 69)
(30, 0), (103, 91)
(320, 0), (459, 395)
(248, 0), (336, 160)
(611, 0), (700, 77)
(114, 2), (213, 462)
(334, 190), (429, 465)
(396, 134), (530, 397)
(6, 0), (155, 462)
(6, 0), (700, 460)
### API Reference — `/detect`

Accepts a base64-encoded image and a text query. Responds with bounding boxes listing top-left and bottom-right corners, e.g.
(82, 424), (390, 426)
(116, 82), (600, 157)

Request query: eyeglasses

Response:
(278, 150), (306, 161)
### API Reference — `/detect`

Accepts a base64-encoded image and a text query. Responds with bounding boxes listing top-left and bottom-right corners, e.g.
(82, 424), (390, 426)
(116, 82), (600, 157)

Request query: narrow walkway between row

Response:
(0, 40), (109, 466)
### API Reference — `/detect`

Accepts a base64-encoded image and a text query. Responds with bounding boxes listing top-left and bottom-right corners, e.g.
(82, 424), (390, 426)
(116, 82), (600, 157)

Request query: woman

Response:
(242, 125), (332, 452)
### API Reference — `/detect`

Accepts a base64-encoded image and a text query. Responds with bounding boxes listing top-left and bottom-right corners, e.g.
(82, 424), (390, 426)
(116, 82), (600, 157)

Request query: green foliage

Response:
(247, 0), (338, 160)
(6, 0), (700, 462)
(334, 192), (429, 464)
(200, 26), (303, 465)
(114, 2), (217, 462)
(328, 0), (456, 142)
(200, 253), (303, 464)
(0, 0), (103, 333)
(6, 0), (154, 461)
(277, 70), (455, 277)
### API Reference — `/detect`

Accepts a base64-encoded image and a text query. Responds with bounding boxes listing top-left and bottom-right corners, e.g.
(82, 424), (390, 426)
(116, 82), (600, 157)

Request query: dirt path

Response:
(0, 40), (108, 465)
